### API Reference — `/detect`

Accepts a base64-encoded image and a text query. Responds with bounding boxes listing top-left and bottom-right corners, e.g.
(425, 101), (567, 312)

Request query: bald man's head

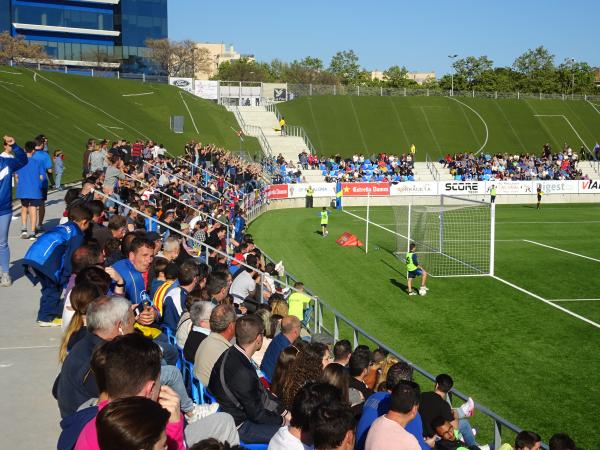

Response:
(281, 315), (301, 341)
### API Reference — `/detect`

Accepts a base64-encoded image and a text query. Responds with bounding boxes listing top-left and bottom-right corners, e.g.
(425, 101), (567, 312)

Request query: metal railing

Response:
(265, 102), (318, 155)
(226, 105), (275, 159)
(425, 153), (440, 181)
(286, 82), (600, 102)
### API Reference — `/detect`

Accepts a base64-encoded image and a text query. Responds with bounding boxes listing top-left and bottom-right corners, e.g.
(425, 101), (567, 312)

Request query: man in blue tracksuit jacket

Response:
(22, 204), (92, 325)
(0, 136), (28, 286)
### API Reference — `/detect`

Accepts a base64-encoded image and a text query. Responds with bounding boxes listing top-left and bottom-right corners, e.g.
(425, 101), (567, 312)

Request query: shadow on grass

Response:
(390, 278), (408, 293)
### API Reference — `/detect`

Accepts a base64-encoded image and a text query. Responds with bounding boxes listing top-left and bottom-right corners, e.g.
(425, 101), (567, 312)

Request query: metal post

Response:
(91, 68), (94, 77)
(333, 316), (339, 342)
(64, 66), (67, 74)
(309, 83), (313, 96)
(407, 203), (411, 252)
(357, 85), (360, 96)
(353, 328), (359, 349)
(489, 202), (496, 276)
(333, 85), (336, 96)
(380, 86), (383, 96)
(404, 87), (406, 97)
(142, 73), (146, 83)
(365, 192), (370, 254)
(117, 71), (120, 79)
(472, 90), (475, 98)
(439, 195), (445, 253)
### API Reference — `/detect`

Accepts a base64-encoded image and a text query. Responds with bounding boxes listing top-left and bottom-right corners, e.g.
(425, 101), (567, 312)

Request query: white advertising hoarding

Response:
(287, 183), (336, 198)
(168, 77), (193, 92)
(194, 80), (219, 100)
(390, 182), (438, 196)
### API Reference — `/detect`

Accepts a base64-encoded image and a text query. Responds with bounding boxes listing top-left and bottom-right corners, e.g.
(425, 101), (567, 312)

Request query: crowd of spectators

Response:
(441, 144), (586, 181)
(1, 133), (586, 449)
(273, 151), (416, 184)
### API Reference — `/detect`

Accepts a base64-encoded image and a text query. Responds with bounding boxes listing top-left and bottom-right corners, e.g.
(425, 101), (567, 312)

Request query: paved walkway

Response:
(0, 190), (66, 449)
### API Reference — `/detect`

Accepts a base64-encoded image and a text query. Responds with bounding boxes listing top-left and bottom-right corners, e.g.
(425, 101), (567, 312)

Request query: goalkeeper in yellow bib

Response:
(320, 207), (329, 237)
(406, 243), (428, 296)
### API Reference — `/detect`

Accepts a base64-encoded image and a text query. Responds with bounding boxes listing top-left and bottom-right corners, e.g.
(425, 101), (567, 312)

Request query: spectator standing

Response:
(82, 139), (95, 177)
(53, 149), (64, 190)
(279, 117), (286, 136)
(32, 135), (53, 231)
(23, 204), (91, 326)
(0, 136), (28, 286)
(15, 141), (45, 239)
(287, 282), (312, 321)
(332, 339), (352, 367)
(88, 144), (107, 174)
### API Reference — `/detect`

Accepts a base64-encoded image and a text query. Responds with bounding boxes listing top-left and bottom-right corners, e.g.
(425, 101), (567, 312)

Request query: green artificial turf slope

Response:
(277, 95), (600, 159)
(249, 203), (600, 449)
(0, 66), (260, 183)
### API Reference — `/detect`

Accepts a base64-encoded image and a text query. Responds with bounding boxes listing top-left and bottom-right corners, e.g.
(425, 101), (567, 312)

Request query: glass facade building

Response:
(1, 0), (168, 73)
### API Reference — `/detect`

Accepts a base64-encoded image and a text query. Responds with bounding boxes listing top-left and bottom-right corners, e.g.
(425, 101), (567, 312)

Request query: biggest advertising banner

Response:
(267, 180), (599, 199)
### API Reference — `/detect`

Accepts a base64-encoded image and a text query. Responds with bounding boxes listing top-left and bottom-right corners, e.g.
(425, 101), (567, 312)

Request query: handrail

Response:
(228, 106), (274, 159)
(425, 153), (440, 181)
(265, 102), (317, 155)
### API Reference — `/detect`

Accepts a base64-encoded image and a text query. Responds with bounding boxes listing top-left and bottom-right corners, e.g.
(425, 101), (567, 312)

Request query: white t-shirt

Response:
(268, 427), (312, 450)
(365, 415), (420, 450)
(229, 270), (256, 304)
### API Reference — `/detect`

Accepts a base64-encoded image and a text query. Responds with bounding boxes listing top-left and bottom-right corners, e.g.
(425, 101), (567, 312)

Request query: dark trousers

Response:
(306, 196), (313, 208)
(238, 420), (280, 444)
(37, 271), (63, 322)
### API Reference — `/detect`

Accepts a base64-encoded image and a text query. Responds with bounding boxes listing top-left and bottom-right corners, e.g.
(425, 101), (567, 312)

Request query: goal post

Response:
(394, 195), (495, 277)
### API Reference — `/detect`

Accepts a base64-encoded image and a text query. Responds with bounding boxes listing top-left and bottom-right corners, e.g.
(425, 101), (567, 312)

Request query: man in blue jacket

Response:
(22, 204), (92, 326)
(0, 136), (28, 287)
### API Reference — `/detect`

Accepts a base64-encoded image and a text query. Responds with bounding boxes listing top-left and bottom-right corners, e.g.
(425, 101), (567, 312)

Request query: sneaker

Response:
(460, 397), (475, 417)
(421, 286), (429, 291)
(20, 230), (28, 239)
(0, 272), (11, 287)
(37, 317), (62, 327)
(408, 290), (418, 296)
(187, 403), (219, 423)
(12, 215), (19, 221)
(28, 234), (37, 241)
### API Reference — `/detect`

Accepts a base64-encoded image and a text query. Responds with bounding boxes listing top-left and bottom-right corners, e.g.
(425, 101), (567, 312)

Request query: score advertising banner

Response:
(268, 180), (599, 199)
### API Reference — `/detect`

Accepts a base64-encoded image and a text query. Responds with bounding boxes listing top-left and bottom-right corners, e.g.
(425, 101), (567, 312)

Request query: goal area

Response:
(393, 195), (495, 277)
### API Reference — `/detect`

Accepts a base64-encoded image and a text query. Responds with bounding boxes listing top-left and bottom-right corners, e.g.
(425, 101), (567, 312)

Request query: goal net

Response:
(393, 195), (495, 277)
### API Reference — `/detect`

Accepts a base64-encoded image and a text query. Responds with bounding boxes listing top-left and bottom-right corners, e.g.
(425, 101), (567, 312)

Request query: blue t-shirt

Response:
(32, 150), (53, 188)
(16, 156), (45, 199)
(355, 391), (429, 450)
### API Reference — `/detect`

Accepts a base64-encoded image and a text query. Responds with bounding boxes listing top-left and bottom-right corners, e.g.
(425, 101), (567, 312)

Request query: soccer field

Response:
(248, 203), (600, 449)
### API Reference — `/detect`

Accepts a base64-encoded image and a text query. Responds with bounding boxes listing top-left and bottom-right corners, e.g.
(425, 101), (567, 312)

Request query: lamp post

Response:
(448, 54), (458, 96)
(567, 58), (576, 99)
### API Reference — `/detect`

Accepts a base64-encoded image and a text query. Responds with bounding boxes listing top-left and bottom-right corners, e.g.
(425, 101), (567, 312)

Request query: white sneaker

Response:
(187, 402), (219, 423)
(421, 286), (429, 291)
(460, 397), (475, 417)
(0, 272), (12, 287)
(408, 291), (418, 296)
(20, 231), (28, 239)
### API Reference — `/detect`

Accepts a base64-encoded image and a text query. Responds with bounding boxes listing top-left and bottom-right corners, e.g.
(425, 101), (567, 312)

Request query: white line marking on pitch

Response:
(0, 83), (59, 118)
(0, 70), (22, 75)
(492, 276), (600, 329)
(533, 114), (589, 150)
(97, 123), (122, 138)
(448, 97), (489, 155)
(550, 299), (600, 302)
(122, 92), (154, 97)
(0, 80), (23, 87)
(24, 69), (150, 139)
(586, 100), (600, 116)
(179, 91), (199, 134)
(522, 239), (600, 263)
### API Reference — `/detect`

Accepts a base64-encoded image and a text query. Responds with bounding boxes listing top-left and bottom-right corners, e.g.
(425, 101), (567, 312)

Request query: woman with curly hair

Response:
(281, 342), (330, 410)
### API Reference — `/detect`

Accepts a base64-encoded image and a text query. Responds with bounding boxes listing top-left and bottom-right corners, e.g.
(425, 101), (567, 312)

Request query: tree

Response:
(329, 50), (361, 85)
(556, 59), (596, 94)
(383, 65), (408, 87)
(513, 46), (555, 77)
(212, 58), (274, 82)
(452, 56), (493, 88)
(0, 32), (48, 64)
(144, 38), (211, 77)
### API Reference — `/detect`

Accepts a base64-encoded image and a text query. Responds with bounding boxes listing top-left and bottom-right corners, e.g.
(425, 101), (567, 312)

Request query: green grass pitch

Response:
(277, 95), (600, 158)
(0, 66), (261, 184)
(249, 203), (600, 449)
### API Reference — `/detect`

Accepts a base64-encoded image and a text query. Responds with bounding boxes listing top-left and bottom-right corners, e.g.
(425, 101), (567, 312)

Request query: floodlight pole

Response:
(448, 54), (458, 97)
(489, 202), (496, 276)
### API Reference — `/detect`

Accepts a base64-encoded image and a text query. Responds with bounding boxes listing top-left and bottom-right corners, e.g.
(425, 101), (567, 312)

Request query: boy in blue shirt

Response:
(22, 204), (92, 326)
(32, 135), (53, 232)
(15, 141), (45, 240)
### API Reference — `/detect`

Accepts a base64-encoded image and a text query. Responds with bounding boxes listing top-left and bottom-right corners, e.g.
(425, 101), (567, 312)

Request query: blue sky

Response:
(168, 0), (599, 76)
